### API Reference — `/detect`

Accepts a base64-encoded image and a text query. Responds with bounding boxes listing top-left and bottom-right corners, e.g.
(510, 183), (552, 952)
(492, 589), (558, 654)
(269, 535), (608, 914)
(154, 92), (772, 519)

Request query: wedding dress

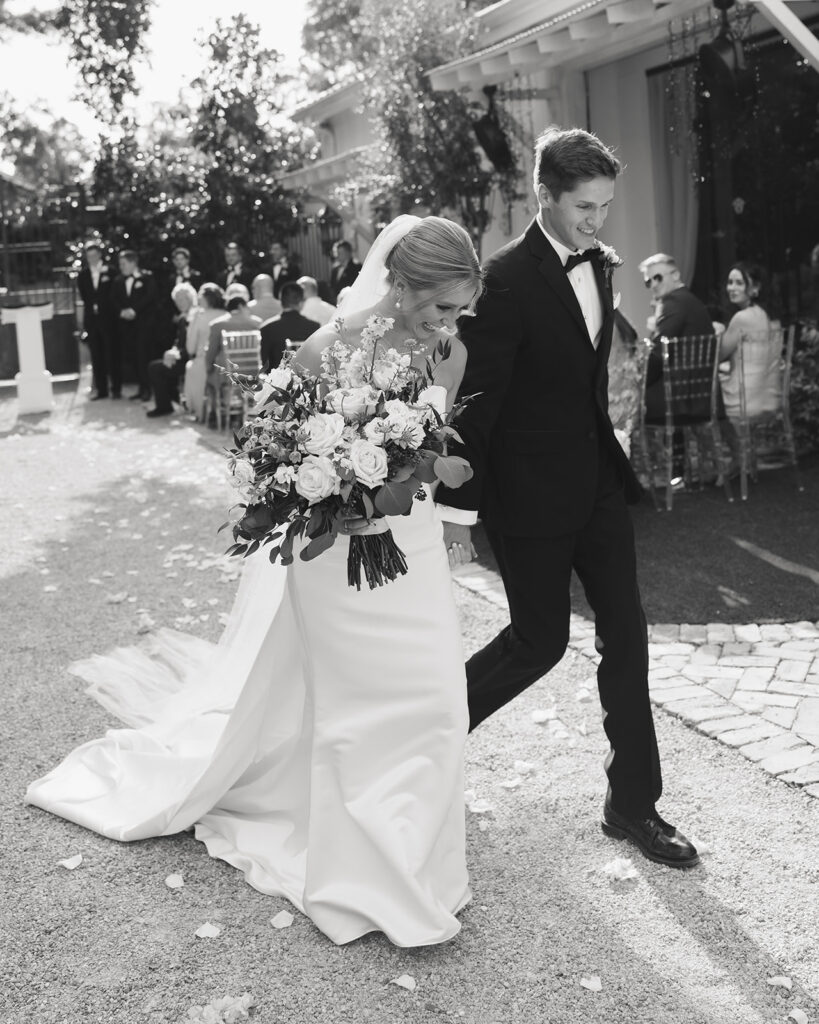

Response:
(25, 216), (472, 947)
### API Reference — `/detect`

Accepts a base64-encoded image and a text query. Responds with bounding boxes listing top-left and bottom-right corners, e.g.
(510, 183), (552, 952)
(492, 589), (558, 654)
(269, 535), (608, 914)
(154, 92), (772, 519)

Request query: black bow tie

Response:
(564, 250), (596, 273)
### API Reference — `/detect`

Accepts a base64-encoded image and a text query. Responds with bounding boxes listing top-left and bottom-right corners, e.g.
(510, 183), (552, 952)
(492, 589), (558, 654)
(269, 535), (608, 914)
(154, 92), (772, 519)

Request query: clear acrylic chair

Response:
(637, 333), (734, 511)
(204, 330), (261, 431)
(731, 324), (802, 499)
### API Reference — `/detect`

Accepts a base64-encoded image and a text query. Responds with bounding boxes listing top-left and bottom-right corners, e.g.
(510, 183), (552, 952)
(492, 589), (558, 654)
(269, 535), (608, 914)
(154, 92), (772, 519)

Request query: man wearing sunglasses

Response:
(640, 253), (713, 424)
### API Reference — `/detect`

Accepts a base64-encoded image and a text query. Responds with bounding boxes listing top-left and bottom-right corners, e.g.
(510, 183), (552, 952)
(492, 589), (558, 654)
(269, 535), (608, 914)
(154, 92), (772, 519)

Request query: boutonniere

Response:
(134, 280), (143, 289)
(99, 274), (109, 283)
(593, 241), (624, 269)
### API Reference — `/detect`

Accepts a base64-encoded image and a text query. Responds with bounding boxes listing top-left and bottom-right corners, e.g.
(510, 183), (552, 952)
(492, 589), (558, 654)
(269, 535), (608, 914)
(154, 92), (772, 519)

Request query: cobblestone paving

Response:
(453, 563), (819, 800)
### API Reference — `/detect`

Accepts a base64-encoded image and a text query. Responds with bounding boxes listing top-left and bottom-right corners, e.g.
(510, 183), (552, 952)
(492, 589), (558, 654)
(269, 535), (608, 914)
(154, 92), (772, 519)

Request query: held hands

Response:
(163, 347), (181, 368)
(442, 521), (477, 570)
(120, 309), (136, 321)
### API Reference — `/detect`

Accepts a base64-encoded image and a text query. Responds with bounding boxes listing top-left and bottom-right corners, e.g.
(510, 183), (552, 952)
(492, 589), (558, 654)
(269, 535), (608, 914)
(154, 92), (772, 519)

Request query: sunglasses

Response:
(643, 272), (667, 287)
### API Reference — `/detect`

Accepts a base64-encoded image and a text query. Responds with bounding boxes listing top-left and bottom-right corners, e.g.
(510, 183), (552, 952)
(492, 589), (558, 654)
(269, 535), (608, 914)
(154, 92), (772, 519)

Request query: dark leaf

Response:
(374, 479), (415, 516)
(433, 454), (473, 488)
(300, 530), (336, 561)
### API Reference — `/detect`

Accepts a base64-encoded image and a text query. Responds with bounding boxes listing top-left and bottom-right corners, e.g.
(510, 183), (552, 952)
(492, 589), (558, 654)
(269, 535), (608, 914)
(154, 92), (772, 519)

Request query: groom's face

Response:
(537, 176), (615, 253)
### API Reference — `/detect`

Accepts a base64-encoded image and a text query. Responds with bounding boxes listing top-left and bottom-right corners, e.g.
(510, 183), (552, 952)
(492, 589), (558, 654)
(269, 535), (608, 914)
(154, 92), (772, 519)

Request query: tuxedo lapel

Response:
(591, 256), (615, 372)
(525, 221), (591, 343)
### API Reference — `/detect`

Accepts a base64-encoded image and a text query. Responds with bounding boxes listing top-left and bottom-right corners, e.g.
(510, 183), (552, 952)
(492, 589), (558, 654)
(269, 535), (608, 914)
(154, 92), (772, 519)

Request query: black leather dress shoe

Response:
(146, 407), (173, 418)
(602, 801), (700, 868)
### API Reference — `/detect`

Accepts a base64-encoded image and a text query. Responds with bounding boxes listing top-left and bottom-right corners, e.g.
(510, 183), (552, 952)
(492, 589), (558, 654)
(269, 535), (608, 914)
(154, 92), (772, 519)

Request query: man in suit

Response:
(640, 253), (715, 423)
(248, 274), (282, 322)
(110, 249), (159, 401)
(204, 293), (262, 392)
(437, 126), (698, 868)
(216, 242), (255, 292)
(329, 240), (361, 302)
(259, 282), (320, 372)
(297, 275), (336, 326)
(162, 247), (202, 339)
(76, 242), (116, 399)
(269, 240), (301, 299)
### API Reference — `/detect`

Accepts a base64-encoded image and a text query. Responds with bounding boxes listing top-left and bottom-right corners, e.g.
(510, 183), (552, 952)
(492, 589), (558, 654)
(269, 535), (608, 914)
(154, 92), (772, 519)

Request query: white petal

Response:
(788, 1011), (808, 1024)
(499, 777), (522, 790)
(767, 976), (793, 990)
(194, 921), (221, 938)
(164, 873), (184, 889)
(513, 760), (537, 776)
(390, 974), (417, 992)
(43, 585), (58, 593)
(580, 975), (602, 992)
(602, 856), (639, 881)
(689, 836), (712, 857)
(271, 910), (294, 929)
(576, 688), (593, 703)
(467, 797), (494, 814)
(531, 707), (557, 724)
(58, 853), (83, 870)
(106, 591), (128, 604)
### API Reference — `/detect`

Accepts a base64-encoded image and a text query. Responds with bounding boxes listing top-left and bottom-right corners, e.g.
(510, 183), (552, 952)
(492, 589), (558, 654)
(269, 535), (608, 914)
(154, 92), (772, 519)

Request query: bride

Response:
(25, 215), (483, 948)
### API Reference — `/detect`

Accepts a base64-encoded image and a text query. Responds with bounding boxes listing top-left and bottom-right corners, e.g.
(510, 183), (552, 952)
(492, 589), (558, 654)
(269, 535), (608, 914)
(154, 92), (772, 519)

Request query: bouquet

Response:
(220, 313), (473, 590)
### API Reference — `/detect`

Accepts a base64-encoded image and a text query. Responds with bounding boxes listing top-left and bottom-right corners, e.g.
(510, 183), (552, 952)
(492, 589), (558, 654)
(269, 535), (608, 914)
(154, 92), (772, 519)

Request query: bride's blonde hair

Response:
(385, 217), (482, 303)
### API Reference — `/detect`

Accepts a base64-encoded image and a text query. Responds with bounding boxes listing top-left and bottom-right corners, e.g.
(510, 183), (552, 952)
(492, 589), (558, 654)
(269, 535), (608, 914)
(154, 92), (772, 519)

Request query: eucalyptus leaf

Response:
(433, 454), (473, 488)
(300, 530), (336, 561)
(374, 480), (415, 516)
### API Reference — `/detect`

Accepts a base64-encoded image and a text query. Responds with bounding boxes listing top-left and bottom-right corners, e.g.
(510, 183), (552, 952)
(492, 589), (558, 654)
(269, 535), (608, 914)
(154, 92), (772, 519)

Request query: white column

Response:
(1, 303), (54, 414)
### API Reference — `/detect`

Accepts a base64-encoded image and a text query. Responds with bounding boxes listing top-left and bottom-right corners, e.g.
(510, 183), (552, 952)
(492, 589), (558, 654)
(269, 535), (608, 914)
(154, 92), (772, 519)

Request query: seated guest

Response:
(640, 252), (714, 423)
(205, 293), (263, 395)
(260, 282), (320, 372)
(146, 282), (199, 418)
(248, 274), (282, 322)
(718, 263), (780, 420)
(329, 240), (361, 302)
(297, 275), (336, 326)
(183, 283), (227, 422)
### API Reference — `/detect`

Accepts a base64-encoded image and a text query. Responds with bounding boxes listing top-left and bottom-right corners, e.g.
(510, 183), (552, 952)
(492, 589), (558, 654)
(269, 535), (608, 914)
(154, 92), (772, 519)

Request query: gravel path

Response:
(1, 398), (817, 1024)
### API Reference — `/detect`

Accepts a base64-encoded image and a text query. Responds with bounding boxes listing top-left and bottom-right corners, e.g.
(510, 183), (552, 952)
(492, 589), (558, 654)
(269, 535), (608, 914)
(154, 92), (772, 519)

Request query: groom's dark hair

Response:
(533, 126), (621, 200)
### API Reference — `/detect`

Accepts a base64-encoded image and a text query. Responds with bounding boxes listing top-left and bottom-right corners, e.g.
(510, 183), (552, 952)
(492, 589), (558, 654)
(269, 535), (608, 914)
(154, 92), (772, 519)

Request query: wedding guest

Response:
(204, 293), (262, 395)
(718, 262), (780, 420)
(270, 239), (301, 299)
(168, 247), (202, 293)
(77, 242), (116, 400)
(111, 249), (159, 402)
(259, 282), (320, 372)
(248, 274), (282, 322)
(297, 275), (336, 326)
(216, 242), (254, 291)
(329, 239), (361, 302)
(640, 252), (713, 423)
(145, 282), (199, 419)
(184, 283), (227, 421)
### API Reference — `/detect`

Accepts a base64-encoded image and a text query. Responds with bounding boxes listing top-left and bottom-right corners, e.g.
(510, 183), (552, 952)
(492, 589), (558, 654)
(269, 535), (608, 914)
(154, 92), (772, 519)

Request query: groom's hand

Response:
(443, 522), (477, 569)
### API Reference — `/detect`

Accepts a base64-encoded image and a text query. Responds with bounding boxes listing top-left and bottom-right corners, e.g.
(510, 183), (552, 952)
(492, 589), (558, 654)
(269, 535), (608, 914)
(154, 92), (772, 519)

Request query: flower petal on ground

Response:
(271, 910), (294, 929)
(194, 921), (221, 938)
(580, 975), (602, 992)
(43, 585), (58, 593)
(466, 796), (494, 814)
(499, 777), (522, 790)
(767, 976), (793, 990)
(390, 975), (417, 992)
(531, 708), (557, 724)
(165, 873), (184, 889)
(58, 853), (83, 870)
(602, 856), (639, 881)
(689, 836), (712, 857)
(576, 687), (593, 703)
(106, 591), (128, 604)
(788, 1011), (808, 1024)
(513, 760), (537, 776)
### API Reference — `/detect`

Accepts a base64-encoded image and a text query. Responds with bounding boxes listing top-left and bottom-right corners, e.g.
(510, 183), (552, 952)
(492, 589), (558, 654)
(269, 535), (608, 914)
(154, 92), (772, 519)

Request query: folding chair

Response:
(204, 330), (262, 431)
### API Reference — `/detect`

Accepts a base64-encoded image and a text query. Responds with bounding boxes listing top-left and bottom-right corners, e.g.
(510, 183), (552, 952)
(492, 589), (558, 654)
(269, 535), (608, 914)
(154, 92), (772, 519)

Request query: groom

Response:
(437, 126), (698, 868)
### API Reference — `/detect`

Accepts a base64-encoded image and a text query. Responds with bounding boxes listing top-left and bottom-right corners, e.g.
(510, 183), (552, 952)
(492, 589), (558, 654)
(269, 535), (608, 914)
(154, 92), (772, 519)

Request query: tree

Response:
(0, 93), (92, 190)
(327, 0), (520, 252)
(301, 0), (376, 89)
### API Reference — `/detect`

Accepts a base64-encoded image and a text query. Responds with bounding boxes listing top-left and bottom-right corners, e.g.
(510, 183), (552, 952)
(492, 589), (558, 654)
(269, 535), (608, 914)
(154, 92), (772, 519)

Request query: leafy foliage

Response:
(301, 0), (376, 89)
(89, 15), (317, 274)
(0, 92), (92, 190)
(791, 327), (819, 453)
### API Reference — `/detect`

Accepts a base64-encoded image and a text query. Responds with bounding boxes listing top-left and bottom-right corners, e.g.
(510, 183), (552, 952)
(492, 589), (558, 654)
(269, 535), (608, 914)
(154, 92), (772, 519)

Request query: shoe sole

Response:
(601, 819), (701, 869)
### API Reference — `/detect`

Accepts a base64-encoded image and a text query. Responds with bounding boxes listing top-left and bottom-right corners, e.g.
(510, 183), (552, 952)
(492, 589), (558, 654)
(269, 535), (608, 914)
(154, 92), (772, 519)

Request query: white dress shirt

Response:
(438, 219), (605, 528)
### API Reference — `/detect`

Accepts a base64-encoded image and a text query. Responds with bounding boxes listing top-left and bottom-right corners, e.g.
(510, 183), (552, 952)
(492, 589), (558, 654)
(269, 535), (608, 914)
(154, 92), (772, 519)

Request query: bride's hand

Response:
(339, 517), (390, 536)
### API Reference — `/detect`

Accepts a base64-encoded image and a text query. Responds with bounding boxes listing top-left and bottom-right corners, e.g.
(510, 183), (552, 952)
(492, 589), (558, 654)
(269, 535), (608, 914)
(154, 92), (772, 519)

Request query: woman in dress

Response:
(26, 215), (482, 948)
(184, 282), (227, 421)
(718, 263), (781, 420)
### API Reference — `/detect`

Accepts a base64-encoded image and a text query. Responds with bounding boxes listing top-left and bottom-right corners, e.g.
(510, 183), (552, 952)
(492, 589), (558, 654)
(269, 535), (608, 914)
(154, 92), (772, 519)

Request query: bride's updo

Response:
(385, 217), (481, 299)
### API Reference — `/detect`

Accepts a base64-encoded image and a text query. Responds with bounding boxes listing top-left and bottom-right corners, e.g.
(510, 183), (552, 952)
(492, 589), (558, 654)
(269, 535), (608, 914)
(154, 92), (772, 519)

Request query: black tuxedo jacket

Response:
(110, 271), (159, 338)
(329, 259), (361, 301)
(167, 268), (202, 296)
(260, 310), (320, 372)
(436, 220), (640, 538)
(77, 265), (114, 326)
(216, 266), (255, 291)
(271, 260), (302, 299)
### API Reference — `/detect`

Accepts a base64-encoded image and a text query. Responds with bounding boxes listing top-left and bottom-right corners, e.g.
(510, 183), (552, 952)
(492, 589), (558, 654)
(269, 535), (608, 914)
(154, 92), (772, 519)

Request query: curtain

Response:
(647, 71), (699, 285)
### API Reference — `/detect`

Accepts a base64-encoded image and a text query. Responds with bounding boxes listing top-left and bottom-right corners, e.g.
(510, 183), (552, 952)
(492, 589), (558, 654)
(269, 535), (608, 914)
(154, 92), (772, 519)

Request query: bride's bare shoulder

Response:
(292, 322), (343, 376)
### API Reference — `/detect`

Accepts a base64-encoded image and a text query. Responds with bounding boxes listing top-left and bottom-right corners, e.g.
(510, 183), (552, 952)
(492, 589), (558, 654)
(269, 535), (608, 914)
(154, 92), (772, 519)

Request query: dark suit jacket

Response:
(260, 310), (320, 372)
(167, 268), (202, 296)
(77, 265), (114, 329)
(329, 259), (362, 302)
(645, 286), (716, 422)
(271, 260), (302, 299)
(215, 265), (255, 291)
(435, 220), (640, 538)
(110, 271), (159, 342)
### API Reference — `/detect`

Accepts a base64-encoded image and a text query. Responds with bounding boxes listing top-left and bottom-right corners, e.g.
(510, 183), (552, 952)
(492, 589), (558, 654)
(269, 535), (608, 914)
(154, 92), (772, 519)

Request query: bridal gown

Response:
(26, 494), (471, 947)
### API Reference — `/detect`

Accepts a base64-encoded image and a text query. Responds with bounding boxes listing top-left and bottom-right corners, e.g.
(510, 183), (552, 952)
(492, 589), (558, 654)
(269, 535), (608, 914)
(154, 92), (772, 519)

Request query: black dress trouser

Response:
(85, 316), (110, 396)
(147, 360), (183, 412)
(466, 446), (662, 818)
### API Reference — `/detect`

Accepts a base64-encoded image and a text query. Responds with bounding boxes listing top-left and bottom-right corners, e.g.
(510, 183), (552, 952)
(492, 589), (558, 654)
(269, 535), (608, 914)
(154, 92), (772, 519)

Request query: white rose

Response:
(382, 399), (411, 424)
(302, 412), (345, 456)
(273, 465), (296, 487)
(324, 386), (379, 419)
(253, 380), (275, 407)
(349, 439), (389, 487)
(294, 455), (339, 505)
(230, 458), (255, 489)
(266, 366), (294, 389)
(363, 418), (389, 446)
(416, 385), (447, 417)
